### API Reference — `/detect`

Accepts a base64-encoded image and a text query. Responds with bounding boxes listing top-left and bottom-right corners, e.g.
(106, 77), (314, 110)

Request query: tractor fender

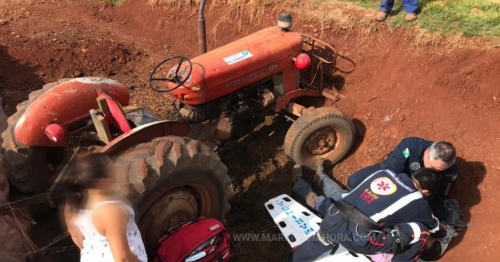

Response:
(99, 120), (192, 155)
(14, 77), (130, 147)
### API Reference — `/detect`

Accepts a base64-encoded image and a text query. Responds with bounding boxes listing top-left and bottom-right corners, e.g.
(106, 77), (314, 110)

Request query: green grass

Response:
(337, 0), (500, 38)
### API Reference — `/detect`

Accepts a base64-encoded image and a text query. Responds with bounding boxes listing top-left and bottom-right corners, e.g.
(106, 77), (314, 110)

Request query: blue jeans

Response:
(290, 176), (350, 262)
(292, 175), (349, 217)
(379, 0), (419, 13)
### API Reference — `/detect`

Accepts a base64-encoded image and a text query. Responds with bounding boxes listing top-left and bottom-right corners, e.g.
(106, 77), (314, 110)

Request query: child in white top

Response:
(63, 153), (147, 262)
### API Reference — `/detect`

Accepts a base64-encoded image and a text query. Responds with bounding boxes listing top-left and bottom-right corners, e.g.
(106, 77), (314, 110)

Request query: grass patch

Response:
(336, 0), (500, 38)
(419, 0), (500, 37)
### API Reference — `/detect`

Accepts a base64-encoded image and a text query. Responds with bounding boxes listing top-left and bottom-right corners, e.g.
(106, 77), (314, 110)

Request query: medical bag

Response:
(154, 216), (232, 262)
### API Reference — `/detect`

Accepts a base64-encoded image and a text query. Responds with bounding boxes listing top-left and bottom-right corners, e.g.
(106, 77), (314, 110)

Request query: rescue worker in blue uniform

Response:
(346, 137), (457, 221)
(288, 159), (445, 262)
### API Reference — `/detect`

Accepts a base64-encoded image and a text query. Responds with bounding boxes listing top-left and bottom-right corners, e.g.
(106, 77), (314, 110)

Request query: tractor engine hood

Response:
(167, 26), (303, 105)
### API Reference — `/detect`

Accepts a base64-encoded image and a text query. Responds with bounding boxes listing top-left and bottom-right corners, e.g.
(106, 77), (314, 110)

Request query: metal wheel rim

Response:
(304, 127), (343, 159)
(137, 184), (211, 249)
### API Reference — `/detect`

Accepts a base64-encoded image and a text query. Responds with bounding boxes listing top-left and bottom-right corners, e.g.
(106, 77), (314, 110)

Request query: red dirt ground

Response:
(1, 0), (499, 261)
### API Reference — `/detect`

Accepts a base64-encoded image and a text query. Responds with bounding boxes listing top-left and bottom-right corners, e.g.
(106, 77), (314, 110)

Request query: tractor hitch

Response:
(0, 193), (50, 216)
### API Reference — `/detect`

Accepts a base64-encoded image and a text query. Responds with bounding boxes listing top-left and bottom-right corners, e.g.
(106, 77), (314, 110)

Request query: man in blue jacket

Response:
(288, 160), (445, 262)
(347, 137), (457, 221)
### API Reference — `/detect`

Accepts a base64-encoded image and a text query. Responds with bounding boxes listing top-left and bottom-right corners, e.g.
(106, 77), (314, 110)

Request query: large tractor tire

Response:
(113, 136), (233, 256)
(284, 107), (356, 170)
(0, 98), (8, 204)
(0, 164), (8, 204)
(0, 146), (32, 262)
(0, 98), (32, 262)
(1, 79), (72, 195)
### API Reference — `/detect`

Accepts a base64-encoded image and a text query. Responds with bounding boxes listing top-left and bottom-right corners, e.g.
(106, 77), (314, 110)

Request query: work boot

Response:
(313, 158), (327, 183)
(405, 13), (417, 22)
(374, 11), (388, 22)
(292, 164), (304, 184)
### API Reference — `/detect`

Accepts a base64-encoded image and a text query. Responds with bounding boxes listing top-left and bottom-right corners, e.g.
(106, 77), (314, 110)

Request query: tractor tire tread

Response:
(1, 80), (62, 194)
(113, 136), (232, 254)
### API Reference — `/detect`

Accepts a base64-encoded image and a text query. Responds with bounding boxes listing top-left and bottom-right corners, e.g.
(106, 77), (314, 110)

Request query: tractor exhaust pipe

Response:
(198, 0), (207, 54)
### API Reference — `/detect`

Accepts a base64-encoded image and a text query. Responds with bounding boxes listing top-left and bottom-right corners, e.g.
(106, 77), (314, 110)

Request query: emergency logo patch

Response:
(402, 148), (410, 158)
(410, 162), (421, 170)
(370, 177), (397, 195)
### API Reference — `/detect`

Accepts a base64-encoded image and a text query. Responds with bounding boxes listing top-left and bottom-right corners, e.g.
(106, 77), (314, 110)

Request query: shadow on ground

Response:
(445, 157), (486, 252)
(220, 115), (293, 261)
(0, 45), (45, 116)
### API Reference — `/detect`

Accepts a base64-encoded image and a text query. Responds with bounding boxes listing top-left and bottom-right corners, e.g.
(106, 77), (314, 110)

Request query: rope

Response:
(4, 202), (39, 252)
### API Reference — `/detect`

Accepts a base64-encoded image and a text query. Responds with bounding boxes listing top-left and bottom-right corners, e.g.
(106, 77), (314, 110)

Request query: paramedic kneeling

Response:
(288, 160), (444, 262)
(346, 137), (458, 221)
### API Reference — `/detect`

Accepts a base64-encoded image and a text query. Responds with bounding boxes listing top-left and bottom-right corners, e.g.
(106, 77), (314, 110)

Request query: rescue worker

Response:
(288, 159), (445, 262)
(346, 137), (457, 221)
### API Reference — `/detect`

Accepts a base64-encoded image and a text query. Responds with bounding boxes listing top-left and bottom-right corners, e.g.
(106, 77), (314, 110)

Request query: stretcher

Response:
(265, 194), (454, 262)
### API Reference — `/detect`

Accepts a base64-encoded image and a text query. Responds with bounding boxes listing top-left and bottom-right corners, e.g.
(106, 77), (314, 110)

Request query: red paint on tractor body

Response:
(14, 78), (130, 147)
(166, 26), (303, 108)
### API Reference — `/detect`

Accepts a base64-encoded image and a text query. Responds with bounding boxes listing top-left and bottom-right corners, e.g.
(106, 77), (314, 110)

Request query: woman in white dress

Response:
(63, 153), (148, 262)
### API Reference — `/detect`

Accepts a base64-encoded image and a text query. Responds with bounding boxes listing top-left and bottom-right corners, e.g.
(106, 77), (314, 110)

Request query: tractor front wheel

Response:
(284, 107), (356, 170)
(113, 136), (233, 256)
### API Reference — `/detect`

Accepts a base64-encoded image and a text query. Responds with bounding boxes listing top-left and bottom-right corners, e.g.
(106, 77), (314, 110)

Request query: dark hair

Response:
(65, 153), (113, 213)
(420, 237), (442, 261)
(411, 168), (441, 195)
(429, 141), (456, 167)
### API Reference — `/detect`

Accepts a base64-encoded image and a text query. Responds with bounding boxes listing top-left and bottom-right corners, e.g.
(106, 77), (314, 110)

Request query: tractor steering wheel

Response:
(149, 56), (193, 93)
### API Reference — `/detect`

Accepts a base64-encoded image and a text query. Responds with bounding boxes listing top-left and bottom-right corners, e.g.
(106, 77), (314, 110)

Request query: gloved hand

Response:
(430, 223), (448, 239)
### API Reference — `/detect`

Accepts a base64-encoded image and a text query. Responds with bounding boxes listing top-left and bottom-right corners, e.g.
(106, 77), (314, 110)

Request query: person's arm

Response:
(94, 204), (141, 262)
(384, 138), (417, 173)
(394, 201), (441, 234)
(413, 206), (441, 234)
(442, 164), (458, 197)
(63, 202), (84, 250)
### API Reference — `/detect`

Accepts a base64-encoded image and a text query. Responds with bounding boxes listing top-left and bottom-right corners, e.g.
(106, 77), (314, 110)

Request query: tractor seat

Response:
(95, 88), (132, 133)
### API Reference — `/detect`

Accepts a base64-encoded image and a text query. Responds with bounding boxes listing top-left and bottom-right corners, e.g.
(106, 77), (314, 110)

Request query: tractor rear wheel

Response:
(284, 107), (356, 170)
(0, 152), (8, 205)
(0, 149), (32, 262)
(1, 79), (72, 195)
(113, 136), (233, 256)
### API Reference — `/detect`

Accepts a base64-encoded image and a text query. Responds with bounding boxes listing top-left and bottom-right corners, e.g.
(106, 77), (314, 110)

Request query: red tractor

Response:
(148, 12), (355, 170)
(0, 8), (355, 261)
